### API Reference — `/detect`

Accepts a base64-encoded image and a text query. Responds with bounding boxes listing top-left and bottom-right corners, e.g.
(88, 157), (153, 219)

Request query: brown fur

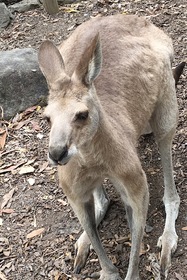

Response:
(38, 15), (181, 280)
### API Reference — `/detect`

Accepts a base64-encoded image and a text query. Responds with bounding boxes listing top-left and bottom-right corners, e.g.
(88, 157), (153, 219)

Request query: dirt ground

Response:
(0, 0), (186, 280)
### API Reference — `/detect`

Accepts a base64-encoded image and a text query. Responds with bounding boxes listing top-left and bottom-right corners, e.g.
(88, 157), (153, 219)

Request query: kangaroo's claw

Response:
(157, 231), (178, 278)
(74, 233), (90, 273)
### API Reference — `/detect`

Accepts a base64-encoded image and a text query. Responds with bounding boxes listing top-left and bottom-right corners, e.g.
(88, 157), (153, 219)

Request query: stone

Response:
(9, 0), (41, 13)
(0, 3), (13, 29)
(58, 0), (87, 3)
(0, 48), (48, 120)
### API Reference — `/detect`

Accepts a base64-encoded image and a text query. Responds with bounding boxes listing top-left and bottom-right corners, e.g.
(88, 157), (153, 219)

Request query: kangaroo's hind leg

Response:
(150, 76), (180, 278)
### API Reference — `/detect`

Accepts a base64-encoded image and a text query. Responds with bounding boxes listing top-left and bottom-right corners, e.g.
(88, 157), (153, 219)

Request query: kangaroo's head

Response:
(38, 34), (102, 165)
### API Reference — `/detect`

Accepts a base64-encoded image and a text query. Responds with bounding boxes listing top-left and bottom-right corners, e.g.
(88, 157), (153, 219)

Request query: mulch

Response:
(0, 1), (186, 279)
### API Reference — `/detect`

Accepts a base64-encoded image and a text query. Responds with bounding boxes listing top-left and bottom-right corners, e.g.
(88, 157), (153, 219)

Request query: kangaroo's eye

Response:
(75, 111), (89, 121)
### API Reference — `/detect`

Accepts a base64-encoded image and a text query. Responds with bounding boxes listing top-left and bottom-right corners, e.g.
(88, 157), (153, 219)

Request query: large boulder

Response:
(0, 3), (13, 29)
(9, 0), (41, 13)
(0, 48), (48, 119)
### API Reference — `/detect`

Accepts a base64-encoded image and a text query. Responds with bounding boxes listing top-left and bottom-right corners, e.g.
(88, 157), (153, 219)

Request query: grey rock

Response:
(0, 3), (13, 29)
(58, 0), (87, 3)
(39, 0), (86, 4)
(58, 0), (80, 3)
(145, 224), (153, 233)
(0, 48), (48, 120)
(9, 0), (41, 13)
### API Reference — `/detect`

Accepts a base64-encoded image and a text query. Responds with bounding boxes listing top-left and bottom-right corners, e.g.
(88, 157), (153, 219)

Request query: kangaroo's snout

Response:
(49, 145), (68, 165)
(48, 144), (78, 165)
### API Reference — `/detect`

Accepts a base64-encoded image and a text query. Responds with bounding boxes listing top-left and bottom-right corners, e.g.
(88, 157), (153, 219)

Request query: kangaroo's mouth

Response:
(58, 149), (69, 164)
(48, 151), (70, 166)
(48, 145), (78, 166)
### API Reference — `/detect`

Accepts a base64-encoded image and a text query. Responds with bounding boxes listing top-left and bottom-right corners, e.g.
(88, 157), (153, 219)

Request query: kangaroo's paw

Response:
(99, 270), (123, 280)
(74, 232), (90, 274)
(157, 231), (178, 278)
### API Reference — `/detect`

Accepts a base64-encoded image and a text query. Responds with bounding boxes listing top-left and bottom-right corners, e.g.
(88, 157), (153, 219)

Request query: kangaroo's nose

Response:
(49, 145), (68, 163)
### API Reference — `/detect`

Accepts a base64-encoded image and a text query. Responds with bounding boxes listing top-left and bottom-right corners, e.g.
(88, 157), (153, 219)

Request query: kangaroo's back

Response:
(59, 14), (174, 136)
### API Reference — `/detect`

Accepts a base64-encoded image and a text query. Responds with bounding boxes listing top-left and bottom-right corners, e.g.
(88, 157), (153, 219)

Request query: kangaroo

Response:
(38, 14), (183, 280)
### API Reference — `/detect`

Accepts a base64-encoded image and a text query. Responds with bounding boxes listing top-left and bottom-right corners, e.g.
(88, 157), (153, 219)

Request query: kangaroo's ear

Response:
(172, 61), (186, 87)
(38, 40), (65, 85)
(75, 33), (102, 86)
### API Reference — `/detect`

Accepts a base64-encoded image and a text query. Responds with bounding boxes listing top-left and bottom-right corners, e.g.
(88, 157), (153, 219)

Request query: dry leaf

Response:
(1, 261), (12, 271)
(0, 160), (26, 174)
(147, 167), (158, 175)
(145, 265), (152, 273)
(54, 271), (61, 280)
(0, 148), (18, 157)
(30, 120), (41, 131)
(0, 237), (9, 244)
(148, 253), (161, 280)
(182, 226), (187, 231)
(12, 106), (38, 130)
(0, 209), (14, 214)
(39, 161), (48, 172)
(27, 178), (35, 186)
(0, 188), (15, 210)
(3, 250), (11, 257)
(175, 273), (185, 280)
(0, 271), (8, 280)
(23, 105), (38, 115)
(37, 133), (44, 139)
(124, 241), (150, 255)
(139, 243), (150, 256)
(62, 7), (78, 13)
(65, 251), (72, 260)
(14, 119), (29, 130)
(69, 234), (75, 241)
(116, 235), (130, 243)
(111, 255), (117, 264)
(26, 227), (45, 239)
(12, 112), (22, 123)
(61, 273), (70, 280)
(57, 198), (67, 206)
(0, 130), (7, 150)
(19, 165), (35, 175)
(54, 274), (60, 280)
(25, 159), (36, 166)
(52, 19), (60, 23)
